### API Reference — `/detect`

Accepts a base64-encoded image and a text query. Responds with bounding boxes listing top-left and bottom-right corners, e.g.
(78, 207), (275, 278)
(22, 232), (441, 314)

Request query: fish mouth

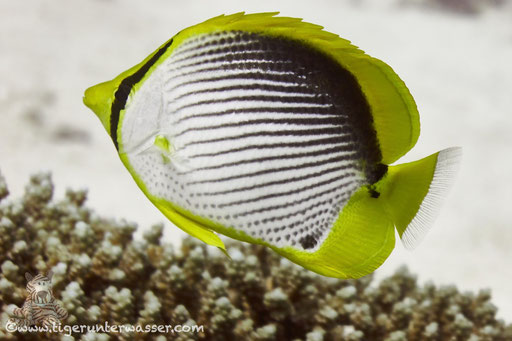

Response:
(83, 79), (119, 134)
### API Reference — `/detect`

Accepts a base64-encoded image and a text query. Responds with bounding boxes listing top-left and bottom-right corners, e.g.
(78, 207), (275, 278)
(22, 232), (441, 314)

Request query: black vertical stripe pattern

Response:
(109, 38), (174, 150)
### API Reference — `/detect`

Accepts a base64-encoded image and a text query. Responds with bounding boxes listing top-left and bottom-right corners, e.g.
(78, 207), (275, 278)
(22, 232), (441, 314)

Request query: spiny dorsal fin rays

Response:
(182, 12), (358, 53)
(86, 12), (418, 165)
(402, 147), (462, 250)
(84, 13), (459, 279)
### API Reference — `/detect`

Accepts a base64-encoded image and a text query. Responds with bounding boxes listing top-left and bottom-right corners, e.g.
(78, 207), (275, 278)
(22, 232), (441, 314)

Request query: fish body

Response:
(84, 13), (461, 278)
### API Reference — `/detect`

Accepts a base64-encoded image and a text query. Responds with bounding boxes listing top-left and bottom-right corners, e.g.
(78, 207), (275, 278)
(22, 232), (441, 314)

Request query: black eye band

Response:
(110, 38), (174, 150)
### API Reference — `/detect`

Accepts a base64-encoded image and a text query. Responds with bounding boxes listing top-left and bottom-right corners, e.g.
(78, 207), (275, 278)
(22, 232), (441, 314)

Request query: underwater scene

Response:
(1, 0), (511, 340)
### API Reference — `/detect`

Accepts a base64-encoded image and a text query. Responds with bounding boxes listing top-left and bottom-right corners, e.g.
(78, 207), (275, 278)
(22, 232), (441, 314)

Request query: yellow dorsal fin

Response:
(89, 12), (420, 163)
(170, 12), (420, 164)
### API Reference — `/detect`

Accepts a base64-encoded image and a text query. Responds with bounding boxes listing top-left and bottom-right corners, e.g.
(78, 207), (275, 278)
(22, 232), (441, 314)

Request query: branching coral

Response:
(0, 172), (511, 340)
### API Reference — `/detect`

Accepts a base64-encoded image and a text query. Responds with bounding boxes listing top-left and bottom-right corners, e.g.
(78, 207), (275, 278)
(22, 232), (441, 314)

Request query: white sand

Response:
(1, 0), (511, 320)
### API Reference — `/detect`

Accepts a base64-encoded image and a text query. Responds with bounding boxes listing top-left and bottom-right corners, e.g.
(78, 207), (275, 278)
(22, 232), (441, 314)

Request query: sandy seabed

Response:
(1, 0), (511, 321)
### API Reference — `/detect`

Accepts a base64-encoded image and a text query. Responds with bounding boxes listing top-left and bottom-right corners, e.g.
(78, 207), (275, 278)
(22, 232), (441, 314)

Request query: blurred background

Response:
(1, 0), (511, 320)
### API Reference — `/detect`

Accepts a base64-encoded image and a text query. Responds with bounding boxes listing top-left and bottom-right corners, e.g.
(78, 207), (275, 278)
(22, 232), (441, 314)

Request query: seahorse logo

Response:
(7, 271), (68, 329)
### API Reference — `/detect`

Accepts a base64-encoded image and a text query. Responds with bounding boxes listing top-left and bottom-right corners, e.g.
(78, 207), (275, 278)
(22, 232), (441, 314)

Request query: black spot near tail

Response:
(299, 235), (317, 249)
(367, 163), (388, 185)
(369, 186), (381, 198)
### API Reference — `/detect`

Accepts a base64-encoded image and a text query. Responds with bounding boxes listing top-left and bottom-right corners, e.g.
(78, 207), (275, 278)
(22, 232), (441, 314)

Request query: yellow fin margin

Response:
(87, 12), (420, 163)
(275, 188), (396, 279)
(171, 12), (420, 164)
(153, 198), (226, 252)
(118, 153), (226, 252)
(101, 13), (428, 276)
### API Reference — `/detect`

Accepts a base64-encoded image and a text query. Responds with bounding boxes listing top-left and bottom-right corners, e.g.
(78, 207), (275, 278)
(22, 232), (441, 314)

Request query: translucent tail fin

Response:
(380, 147), (462, 249)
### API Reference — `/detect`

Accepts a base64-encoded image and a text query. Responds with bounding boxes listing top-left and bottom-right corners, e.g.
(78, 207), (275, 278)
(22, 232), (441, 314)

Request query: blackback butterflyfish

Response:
(84, 12), (461, 278)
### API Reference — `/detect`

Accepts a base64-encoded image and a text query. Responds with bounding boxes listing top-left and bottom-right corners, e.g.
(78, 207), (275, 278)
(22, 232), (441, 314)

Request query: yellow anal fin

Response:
(152, 198), (227, 254)
(378, 147), (462, 249)
(276, 189), (395, 279)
